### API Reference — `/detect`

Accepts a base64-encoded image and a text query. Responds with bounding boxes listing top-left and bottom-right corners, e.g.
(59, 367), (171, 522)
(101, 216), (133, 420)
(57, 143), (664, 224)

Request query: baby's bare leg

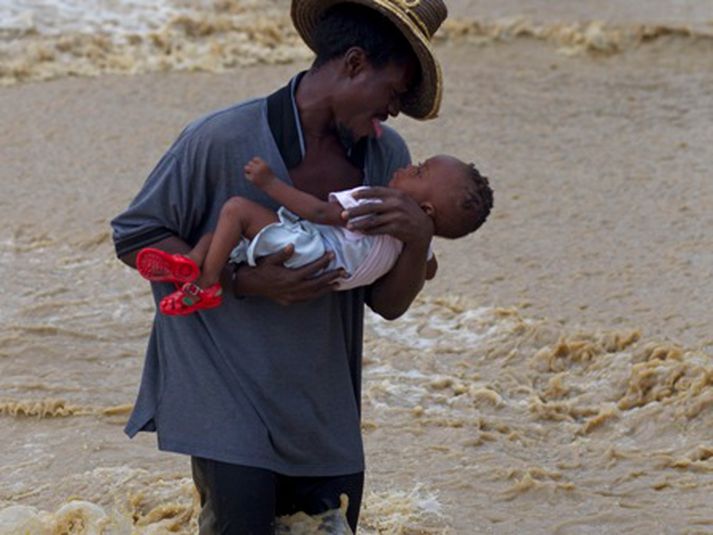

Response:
(186, 233), (213, 267)
(197, 197), (278, 288)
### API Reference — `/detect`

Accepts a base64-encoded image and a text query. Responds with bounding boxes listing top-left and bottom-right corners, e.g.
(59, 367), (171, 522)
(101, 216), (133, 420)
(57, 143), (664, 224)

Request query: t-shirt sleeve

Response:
(329, 186), (383, 226)
(367, 125), (411, 188)
(385, 131), (411, 181)
(111, 144), (208, 258)
(328, 186), (371, 210)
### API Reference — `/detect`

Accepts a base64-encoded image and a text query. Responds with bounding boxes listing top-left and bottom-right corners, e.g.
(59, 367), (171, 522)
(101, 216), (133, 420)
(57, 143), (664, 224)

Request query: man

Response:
(111, 0), (448, 532)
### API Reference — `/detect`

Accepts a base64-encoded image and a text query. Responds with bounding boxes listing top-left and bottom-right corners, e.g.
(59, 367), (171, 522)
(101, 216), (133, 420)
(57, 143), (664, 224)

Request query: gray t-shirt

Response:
(111, 75), (410, 476)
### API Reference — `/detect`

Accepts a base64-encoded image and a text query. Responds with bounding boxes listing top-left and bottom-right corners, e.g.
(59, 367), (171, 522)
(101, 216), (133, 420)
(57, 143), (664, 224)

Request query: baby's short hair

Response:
(445, 163), (493, 239)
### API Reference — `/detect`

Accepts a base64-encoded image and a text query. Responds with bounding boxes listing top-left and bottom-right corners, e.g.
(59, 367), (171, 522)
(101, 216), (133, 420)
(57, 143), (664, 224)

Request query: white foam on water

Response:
(0, 473), (443, 535)
(2, 0), (712, 86)
(0, 0), (181, 36)
(0, 501), (109, 535)
(366, 305), (498, 351)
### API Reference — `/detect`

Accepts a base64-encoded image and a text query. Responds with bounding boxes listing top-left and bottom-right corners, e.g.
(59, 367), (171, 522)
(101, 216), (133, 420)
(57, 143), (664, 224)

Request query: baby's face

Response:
(389, 155), (470, 236)
(389, 155), (455, 198)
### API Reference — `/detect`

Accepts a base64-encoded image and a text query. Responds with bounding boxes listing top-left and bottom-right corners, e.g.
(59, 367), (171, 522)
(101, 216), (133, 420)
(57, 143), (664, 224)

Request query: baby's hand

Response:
(244, 157), (276, 189)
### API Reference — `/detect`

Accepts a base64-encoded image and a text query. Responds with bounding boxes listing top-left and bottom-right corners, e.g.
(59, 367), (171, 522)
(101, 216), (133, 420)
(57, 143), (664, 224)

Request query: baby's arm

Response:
(244, 157), (346, 226)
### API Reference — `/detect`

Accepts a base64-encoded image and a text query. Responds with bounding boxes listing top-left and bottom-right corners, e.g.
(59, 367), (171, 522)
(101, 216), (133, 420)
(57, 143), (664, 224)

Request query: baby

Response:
(136, 155), (493, 315)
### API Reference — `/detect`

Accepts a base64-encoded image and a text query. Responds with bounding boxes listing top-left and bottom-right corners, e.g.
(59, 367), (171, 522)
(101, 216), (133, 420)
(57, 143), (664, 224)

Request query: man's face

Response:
(333, 52), (417, 145)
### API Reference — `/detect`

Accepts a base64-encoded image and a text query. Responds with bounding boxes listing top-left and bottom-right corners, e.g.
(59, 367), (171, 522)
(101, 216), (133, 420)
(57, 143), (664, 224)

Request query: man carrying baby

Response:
(111, 0), (455, 532)
(136, 154), (492, 315)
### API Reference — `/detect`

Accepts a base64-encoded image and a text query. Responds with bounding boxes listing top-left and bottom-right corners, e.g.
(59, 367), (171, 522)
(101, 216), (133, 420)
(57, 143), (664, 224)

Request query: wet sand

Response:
(1, 17), (712, 535)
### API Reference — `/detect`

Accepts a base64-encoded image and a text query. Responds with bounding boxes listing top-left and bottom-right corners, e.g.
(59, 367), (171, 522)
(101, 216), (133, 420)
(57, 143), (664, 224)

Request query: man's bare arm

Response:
(367, 239), (431, 319)
(426, 255), (438, 280)
(345, 187), (435, 320)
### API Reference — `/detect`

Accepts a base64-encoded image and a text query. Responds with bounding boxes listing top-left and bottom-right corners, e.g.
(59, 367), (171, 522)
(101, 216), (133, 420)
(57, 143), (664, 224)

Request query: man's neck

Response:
(295, 67), (338, 140)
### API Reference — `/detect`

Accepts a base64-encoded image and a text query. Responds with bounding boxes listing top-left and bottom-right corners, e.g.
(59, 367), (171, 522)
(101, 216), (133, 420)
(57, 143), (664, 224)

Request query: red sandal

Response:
(159, 282), (223, 316)
(136, 248), (200, 284)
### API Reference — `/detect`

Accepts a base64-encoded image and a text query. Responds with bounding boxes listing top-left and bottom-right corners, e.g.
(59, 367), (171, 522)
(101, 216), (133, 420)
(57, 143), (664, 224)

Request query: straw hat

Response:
(291, 0), (448, 120)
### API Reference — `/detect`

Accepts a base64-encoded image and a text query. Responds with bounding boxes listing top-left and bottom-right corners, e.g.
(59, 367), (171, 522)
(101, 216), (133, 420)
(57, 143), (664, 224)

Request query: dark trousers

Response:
(191, 457), (364, 534)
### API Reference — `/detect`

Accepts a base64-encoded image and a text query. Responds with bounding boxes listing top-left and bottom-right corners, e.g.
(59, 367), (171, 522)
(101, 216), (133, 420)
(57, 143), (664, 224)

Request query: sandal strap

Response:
(182, 282), (203, 298)
(160, 282), (223, 316)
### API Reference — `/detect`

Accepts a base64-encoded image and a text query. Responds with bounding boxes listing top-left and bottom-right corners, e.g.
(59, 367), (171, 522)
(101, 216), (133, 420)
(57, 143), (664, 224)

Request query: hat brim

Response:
(291, 0), (442, 120)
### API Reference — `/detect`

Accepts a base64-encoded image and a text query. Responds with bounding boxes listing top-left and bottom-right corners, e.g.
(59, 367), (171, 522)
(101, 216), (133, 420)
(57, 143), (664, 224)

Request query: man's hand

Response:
(232, 245), (344, 305)
(344, 187), (434, 246)
(343, 187), (434, 320)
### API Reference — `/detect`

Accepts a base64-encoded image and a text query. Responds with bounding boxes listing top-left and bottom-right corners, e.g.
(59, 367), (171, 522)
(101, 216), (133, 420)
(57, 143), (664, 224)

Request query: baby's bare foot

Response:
(244, 156), (275, 187)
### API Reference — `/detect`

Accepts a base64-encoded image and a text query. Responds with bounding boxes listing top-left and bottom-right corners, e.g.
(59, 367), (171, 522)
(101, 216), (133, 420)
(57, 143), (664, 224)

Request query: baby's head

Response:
(389, 155), (493, 239)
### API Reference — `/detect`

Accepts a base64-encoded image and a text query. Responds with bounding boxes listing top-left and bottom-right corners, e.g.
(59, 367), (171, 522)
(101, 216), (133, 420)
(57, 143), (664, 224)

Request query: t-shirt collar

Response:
(266, 72), (366, 171)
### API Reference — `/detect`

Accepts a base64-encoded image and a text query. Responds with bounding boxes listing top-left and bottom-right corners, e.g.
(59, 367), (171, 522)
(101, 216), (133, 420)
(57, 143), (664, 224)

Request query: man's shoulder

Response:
(182, 97), (267, 141)
(163, 96), (270, 163)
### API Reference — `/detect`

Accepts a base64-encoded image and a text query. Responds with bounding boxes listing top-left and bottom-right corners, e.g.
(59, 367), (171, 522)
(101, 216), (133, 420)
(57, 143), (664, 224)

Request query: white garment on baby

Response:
(229, 186), (431, 291)
(324, 187), (403, 290)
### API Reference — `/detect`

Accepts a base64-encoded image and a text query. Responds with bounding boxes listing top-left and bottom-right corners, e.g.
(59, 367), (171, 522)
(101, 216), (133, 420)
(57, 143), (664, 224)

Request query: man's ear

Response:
(420, 202), (435, 218)
(343, 47), (368, 78)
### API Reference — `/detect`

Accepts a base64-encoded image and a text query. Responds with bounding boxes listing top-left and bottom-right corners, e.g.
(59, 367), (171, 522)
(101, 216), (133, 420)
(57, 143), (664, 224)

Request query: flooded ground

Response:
(1, 0), (712, 533)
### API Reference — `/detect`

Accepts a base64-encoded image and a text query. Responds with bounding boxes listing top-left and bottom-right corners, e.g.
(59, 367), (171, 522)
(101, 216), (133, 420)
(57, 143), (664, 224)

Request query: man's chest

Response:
(288, 147), (364, 201)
